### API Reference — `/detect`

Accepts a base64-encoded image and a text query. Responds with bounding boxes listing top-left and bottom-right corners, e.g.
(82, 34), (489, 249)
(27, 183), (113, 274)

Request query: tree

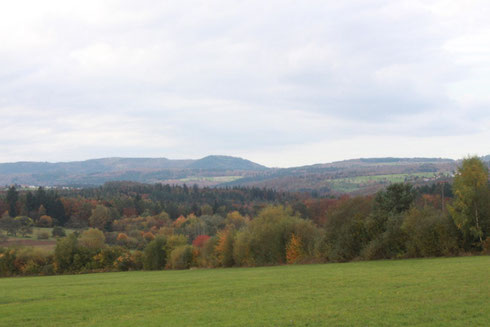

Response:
(374, 183), (415, 214)
(15, 216), (33, 237)
(449, 157), (490, 249)
(78, 228), (106, 251)
(89, 205), (113, 230)
(402, 207), (458, 257)
(286, 234), (303, 264)
(6, 186), (19, 218)
(215, 227), (235, 267)
(143, 236), (168, 270)
(54, 233), (79, 272)
(0, 215), (20, 236)
(168, 245), (193, 269)
(38, 215), (53, 227)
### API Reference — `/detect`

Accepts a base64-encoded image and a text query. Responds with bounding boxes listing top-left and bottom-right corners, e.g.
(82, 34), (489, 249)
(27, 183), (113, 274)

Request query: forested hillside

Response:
(1, 157), (488, 277)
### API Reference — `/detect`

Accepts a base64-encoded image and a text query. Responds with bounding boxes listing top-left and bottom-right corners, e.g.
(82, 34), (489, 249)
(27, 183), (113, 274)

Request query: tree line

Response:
(1, 157), (489, 277)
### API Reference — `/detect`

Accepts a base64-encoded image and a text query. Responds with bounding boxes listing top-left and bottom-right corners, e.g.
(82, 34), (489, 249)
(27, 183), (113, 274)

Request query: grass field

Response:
(0, 256), (488, 326)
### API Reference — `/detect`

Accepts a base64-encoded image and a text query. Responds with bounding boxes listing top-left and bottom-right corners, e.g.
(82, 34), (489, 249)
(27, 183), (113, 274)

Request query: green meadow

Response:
(0, 256), (488, 326)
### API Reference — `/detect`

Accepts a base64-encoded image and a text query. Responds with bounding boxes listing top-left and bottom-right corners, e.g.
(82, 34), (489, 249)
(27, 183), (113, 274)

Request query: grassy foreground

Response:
(0, 256), (488, 326)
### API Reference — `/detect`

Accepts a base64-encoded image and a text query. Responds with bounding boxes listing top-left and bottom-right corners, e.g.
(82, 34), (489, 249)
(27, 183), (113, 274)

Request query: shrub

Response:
(93, 246), (126, 269)
(52, 226), (66, 238)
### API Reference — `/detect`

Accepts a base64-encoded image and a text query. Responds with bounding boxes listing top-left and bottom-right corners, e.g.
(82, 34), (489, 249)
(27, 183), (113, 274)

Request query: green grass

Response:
(0, 256), (488, 326)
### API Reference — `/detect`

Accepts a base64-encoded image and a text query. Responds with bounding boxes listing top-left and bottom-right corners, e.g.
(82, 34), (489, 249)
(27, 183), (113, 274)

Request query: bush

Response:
(168, 245), (194, 269)
(52, 226), (66, 238)
(93, 246), (127, 269)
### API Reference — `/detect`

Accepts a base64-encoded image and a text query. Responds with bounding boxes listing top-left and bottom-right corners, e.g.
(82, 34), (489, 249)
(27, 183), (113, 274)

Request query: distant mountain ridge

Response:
(0, 155), (268, 186)
(0, 156), (266, 175)
(0, 155), (488, 194)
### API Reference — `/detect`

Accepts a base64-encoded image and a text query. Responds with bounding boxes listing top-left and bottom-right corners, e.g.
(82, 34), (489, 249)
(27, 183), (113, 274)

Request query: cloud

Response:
(0, 0), (489, 166)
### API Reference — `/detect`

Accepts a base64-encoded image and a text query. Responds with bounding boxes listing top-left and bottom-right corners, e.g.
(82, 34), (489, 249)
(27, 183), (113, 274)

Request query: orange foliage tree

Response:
(286, 233), (303, 264)
(215, 228), (235, 267)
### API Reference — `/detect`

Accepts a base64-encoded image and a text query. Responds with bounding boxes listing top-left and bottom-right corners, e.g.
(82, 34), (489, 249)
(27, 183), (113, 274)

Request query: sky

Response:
(1, 0), (489, 168)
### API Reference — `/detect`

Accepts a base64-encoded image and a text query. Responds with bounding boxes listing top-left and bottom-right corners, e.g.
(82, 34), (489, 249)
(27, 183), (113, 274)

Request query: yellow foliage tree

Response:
(215, 228), (235, 267)
(286, 233), (303, 264)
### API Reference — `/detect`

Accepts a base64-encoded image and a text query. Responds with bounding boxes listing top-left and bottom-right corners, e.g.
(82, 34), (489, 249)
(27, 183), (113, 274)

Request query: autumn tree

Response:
(38, 215), (53, 227)
(449, 157), (490, 249)
(89, 205), (113, 230)
(215, 227), (235, 267)
(286, 234), (303, 264)
(78, 228), (106, 251)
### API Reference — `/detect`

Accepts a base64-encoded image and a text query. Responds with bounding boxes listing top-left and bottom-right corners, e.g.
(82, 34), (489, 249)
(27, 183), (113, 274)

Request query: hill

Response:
(0, 156), (267, 187)
(188, 155), (267, 170)
(1, 155), (488, 195)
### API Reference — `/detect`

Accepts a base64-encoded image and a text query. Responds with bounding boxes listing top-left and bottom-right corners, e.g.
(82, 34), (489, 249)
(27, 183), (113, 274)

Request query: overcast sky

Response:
(1, 0), (489, 167)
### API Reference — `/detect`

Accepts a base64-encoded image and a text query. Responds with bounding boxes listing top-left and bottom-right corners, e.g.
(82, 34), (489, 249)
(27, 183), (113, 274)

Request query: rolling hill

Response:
(1, 155), (488, 195)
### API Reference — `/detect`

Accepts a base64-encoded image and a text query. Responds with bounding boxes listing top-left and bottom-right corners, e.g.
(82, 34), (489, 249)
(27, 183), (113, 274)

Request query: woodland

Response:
(0, 157), (489, 276)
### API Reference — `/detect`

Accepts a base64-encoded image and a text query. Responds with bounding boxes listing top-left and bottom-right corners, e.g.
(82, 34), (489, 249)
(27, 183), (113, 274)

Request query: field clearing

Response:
(0, 256), (488, 326)
(179, 175), (243, 183)
(328, 172), (438, 193)
(0, 227), (75, 250)
(0, 227), (78, 251)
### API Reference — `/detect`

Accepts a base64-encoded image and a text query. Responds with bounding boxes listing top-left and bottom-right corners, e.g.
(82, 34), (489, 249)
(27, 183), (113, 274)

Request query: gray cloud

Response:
(0, 0), (489, 166)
